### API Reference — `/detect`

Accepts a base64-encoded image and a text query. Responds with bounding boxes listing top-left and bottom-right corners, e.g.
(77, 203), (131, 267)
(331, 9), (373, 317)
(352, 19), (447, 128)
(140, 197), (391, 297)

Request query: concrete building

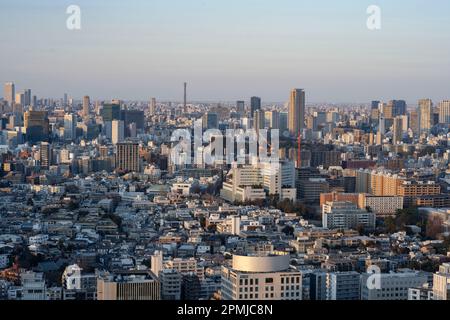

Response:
(327, 271), (361, 300)
(221, 253), (302, 300)
(433, 263), (450, 300)
(97, 271), (160, 300)
(115, 142), (139, 173)
(322, 201), (376, 230)
(288, 88), (305, 137)
(361, 271), (428, 300)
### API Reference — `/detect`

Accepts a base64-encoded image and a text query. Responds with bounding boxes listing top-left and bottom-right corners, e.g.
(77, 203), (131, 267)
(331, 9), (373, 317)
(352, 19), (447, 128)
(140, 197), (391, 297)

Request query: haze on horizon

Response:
(1, 0), (449, 103)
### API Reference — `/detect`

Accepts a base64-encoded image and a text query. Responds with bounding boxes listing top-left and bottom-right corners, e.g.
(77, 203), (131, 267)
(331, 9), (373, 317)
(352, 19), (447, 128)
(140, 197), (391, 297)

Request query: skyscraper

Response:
(439, 100), (450, 125)
(24, 110), (49, 143)
(115, 142), (140, 173)
(288, 89), (306, 137)
(64, 113), (77, 141)
(4, 82), (15, 106)
(393, 116), (403, 145)
(389, 100), (407, 117)
(40, 142), (51, 170)
(250, 96), (261, 118)
(111, 120), (125, 144)
(183, 82), (187, 112)
(83, 96), (90, 119)
(23, 89), (31, 107)
(101, 103), (121, 122)
(149, 97), (156, 115)
(236, 100), (245, 117)
(419, 99), (433, 134)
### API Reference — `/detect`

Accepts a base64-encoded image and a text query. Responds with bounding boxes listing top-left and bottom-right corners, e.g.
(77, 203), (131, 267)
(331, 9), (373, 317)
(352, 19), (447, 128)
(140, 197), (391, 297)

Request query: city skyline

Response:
(1, 0), (450, 102)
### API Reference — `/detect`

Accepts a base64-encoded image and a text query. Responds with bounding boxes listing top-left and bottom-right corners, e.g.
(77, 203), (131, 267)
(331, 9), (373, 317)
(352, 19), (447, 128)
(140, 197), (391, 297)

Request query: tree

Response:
(281, 225), (294, 236)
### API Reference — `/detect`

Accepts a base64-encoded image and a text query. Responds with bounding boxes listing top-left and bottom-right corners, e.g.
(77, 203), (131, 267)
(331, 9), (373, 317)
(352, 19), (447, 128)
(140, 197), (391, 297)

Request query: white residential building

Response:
(322, 201), (376, 230)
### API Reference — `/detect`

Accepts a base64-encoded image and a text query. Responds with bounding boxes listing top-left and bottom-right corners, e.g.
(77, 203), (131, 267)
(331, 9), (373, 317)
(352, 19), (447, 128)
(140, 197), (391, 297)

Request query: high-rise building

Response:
(288, 89), (306, 137)
(40, 142), (51, 170)
(24, 110), (49, 143)
(393, 116), (403, 145)
(101, 103), (121, 122)
(149, 98), (156, 115)
(236, 100), (245, 116)
(250, 96), (261, 118)
(439, 100), (450, 125)
(221, 253), (302, 300)
(111, 120), (125, 144)
(266, 110), (280, 129)
(64, 113), (77, 141)
(4, 82), (15, 106)
(83, 96), (90, 119)
(419, 99), (433, 134)
(115, 142), (139, 172)
(202, 112), (218, 130)
(253, 110), (265, 133)
(23, 89), (31, 106)
(183, 82), (187, 112)
(409, 110), (419, 136)
(388, 100), (407, 117)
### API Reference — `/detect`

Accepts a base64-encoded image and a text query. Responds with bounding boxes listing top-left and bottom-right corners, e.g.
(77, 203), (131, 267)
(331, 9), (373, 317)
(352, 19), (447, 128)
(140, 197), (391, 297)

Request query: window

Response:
(265, 278), (273, 284)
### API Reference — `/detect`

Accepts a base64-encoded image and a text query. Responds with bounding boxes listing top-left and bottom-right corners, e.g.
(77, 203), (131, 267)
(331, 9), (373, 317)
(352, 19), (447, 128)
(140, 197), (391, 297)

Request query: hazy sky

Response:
(1, 0), (450, 103)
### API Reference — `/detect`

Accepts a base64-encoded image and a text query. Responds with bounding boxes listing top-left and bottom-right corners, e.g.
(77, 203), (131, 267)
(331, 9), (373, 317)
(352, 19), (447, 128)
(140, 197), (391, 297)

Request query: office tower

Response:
(111, 120), (125, 144)
(40, 142), (51, 169)
(266, 110), (280, 129)
(15, 92), (25, 106)
(393, 116), (403, 145)
(4, 82), (15, 106)
(419, 99), (433, 134)
(101, 103), (121, 122)
(83, 96), (90, 119)
(253, 109), (265, 133)
(97, 271), (160, 300)
(288, 89), (306, 137)
(279, 112), (288, 133)
(23, 89), (31, 106)
(221, 253), (303, 300)
(383, 103), (394, 119)
(115, 142), (139, 172)
(149, 97), (156, 115)
(250, 96), (261, 118)
(32, 95), (37, 108)
(378, 113), (386, 135)
(64, 113), (77, 141)
(183, 82), (187, 112)
(409, 110), (419, 136)
(202, 112), (218, 130)
(439, 100), (450, 124)
(388, 100), (407, 117)
(236, 100), (245, 116)
(24, 110), (49, 143)
(120, 109), (145, 132)
(371, 101), (380, 110)
(64, 93), (68, 108)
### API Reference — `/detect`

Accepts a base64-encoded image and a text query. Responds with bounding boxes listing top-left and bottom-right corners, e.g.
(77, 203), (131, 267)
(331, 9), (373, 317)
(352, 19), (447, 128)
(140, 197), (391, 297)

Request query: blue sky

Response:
(1, 0), (449, 103)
